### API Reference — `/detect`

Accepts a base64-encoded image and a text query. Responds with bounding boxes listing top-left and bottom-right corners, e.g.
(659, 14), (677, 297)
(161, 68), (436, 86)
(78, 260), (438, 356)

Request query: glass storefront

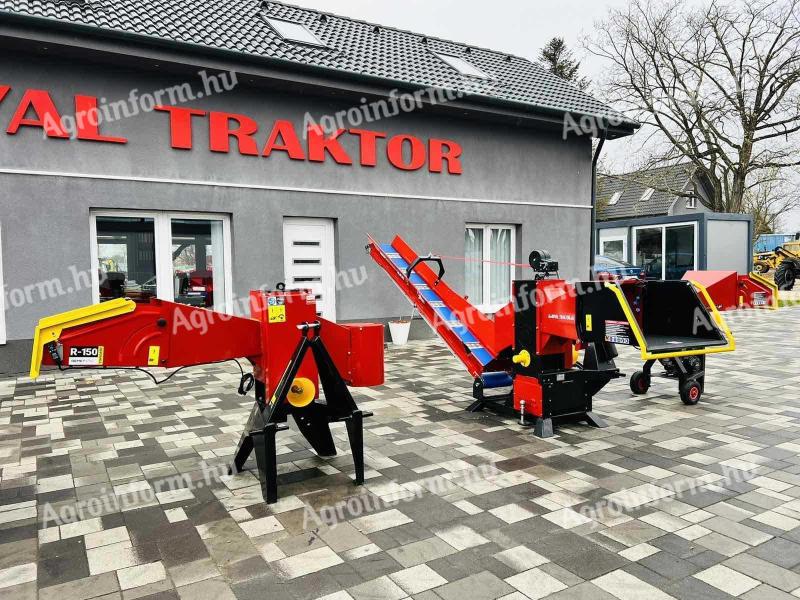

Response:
(171, 219), (226, 309)
(635, 227), (663, 279)
(633, 223), (696, 280)
(96, 216), (157, 303)
(94, 212), (229, 311)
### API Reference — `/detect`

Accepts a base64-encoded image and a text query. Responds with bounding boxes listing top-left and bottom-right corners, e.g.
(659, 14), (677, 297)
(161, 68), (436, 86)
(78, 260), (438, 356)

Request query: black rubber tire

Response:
(630, 370), (650, 395)
(754, 262), (769, 274)
(775, 262), (797, 291)
(680, 380), (702, 405)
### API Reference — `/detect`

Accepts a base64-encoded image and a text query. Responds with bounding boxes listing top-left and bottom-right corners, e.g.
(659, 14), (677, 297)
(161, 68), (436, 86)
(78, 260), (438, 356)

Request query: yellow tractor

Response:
(774, 239), (800, 290)
(753, 251), (779, 274)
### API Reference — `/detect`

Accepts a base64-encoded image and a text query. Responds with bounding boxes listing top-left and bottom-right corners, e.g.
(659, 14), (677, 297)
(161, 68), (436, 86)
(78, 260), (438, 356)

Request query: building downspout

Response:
(589, 129), (607, 278)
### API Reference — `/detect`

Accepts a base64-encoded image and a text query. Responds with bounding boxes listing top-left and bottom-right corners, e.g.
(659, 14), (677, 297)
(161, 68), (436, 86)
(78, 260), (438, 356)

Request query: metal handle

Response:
(405, 254), (445, 285)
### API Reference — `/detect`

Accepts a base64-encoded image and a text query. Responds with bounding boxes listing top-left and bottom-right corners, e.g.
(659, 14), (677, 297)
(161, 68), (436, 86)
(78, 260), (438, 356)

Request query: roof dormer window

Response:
(264, 17), (325, 47)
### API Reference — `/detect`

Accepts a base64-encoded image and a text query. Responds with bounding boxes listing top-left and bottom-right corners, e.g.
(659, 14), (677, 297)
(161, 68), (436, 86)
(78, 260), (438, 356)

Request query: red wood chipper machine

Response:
(29, 287), (384, 503)
(368, 235), (735, 437)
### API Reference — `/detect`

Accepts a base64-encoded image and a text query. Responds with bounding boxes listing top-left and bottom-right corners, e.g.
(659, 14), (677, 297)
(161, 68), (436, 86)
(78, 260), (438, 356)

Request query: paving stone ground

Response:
(1, 306), (799, 600)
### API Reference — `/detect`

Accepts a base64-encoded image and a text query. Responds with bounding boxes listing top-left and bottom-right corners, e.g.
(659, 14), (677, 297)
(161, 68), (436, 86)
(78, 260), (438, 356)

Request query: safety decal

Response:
(148, 346), (160, 366)
(268, 296), (287, 323)
(67, 346), (104, 367)
(268, 306), (287, 323)
(585, 314), (593, 332)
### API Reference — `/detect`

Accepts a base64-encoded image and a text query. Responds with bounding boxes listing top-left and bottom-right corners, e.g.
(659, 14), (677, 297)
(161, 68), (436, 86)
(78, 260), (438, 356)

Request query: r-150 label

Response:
(67, 346), (104, 366)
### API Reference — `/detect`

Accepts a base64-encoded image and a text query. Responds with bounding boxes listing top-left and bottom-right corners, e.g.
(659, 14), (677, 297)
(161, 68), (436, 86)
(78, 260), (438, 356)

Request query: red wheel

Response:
(680, 381), (702, 405)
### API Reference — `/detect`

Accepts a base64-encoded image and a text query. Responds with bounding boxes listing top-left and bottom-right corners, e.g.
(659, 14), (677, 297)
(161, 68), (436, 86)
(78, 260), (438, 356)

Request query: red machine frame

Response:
(30, 288), (384, 503)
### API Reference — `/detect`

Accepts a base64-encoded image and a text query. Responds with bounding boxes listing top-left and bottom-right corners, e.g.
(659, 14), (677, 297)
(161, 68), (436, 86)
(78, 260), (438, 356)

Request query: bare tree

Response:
(588, 0), (800, 218)
(743, 168), (800, 235)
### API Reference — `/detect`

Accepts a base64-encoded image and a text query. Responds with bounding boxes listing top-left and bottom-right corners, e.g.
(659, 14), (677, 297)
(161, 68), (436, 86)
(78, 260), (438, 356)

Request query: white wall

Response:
(707, 220), (750, 273)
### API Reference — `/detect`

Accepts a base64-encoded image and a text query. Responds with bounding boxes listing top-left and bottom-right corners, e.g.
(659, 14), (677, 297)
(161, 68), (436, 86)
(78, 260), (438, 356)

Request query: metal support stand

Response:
(582, 411), (608, 429)
(345, 410), (366, 485)
(534, 417), (554, 438)
(229, 322), (372, 503)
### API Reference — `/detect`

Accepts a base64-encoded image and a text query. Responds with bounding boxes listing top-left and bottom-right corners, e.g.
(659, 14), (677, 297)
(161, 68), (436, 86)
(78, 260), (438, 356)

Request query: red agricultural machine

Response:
(368, 235), (736, 437)
(29, 288), (384, 503)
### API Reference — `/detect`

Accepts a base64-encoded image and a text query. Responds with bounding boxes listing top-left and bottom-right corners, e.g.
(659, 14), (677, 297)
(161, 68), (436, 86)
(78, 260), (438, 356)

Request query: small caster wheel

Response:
(680, 380), (702, 405)
(630, 370), (650, 395)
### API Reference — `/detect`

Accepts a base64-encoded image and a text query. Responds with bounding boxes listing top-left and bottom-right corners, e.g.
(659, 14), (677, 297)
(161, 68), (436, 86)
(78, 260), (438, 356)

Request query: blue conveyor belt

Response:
(380, 244), (494, 366)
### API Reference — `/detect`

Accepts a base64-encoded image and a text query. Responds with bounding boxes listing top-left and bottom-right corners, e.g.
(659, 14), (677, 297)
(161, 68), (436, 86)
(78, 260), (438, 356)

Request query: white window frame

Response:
(631, 221), (699, 280)
(685, 197), (697, 209)
(90, 210), (234, 313)
(0, 221), (6, 345)
(465, 223), (516, 313)
(599, 234), (628, 262)
(640, 188), (655, 203)
(434, 52), (493, 80)
(607, 191), (622, 206)
(264, 17), (326, 47)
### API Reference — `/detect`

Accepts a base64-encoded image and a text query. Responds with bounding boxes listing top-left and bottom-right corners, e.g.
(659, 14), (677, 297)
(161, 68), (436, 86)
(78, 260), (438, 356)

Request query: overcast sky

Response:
(291, 0), (799, 231)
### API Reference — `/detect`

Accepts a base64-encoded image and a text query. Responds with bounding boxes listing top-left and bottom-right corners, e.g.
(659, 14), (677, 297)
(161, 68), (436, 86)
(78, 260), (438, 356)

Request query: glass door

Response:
(633, 223), (698, 279)
(95, 216), (157, 303)
(634, 227), (663, 280)
(665, 225), (696, 280)
(170, 219), (227, 310)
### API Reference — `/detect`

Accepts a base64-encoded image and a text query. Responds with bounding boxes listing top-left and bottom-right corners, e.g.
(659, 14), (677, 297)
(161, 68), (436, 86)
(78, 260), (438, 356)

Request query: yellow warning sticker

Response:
(585, 314), (593, 332)
(268, 305), (287, 323)
(148, 346), (160, 366)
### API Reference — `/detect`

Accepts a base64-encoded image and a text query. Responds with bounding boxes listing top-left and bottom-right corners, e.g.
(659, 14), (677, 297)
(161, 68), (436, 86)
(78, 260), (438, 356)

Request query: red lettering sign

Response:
(349, 129), (387, 167)
(74, 96), (127, 144)
(307, 127), (353, 165)
(429, 139), (463, 175)
(7, 89), (68, 138)
(2, 88), (463, 174)
(154, 105), (206, 149)
(262, 120), (306, 159)
(209, 111), (259, 156)
(387, 134), (427, 171)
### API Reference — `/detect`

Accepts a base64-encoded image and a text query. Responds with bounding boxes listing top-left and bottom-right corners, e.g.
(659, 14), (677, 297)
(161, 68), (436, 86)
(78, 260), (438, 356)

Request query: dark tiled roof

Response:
(0, 0), (637, 132)
(597, 164), (696, 220)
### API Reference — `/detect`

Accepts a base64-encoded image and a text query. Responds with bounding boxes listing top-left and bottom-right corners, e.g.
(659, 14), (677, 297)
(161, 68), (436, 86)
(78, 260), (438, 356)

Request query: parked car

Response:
(593, 256), (646, 281)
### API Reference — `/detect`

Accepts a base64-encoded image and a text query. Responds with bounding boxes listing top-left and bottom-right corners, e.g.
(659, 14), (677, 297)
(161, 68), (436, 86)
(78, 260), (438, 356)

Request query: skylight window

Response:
(607, 191), (622, 206)
(434, 52), (491, 79)
(265, 17), (325, 46)
(640, 188), (655, 203)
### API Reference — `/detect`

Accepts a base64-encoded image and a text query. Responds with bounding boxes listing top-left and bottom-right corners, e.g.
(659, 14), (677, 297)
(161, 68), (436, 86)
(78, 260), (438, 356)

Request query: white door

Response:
(283, 218), (336, 320)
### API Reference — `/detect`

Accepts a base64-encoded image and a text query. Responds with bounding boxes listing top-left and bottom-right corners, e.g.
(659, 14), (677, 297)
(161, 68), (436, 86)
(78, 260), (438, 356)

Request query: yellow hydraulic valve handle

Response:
(512, 349), (531, 368)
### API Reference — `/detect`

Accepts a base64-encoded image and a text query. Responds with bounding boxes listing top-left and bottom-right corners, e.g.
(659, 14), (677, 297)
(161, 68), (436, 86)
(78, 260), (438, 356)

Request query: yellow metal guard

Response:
(604, 281), (736, 361)
(748, 271), (779, 310)
(29, 298), (136, 379)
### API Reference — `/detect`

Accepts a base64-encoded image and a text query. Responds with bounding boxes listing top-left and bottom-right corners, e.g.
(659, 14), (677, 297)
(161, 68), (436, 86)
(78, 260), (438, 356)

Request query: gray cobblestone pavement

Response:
(1, 306), (799, 599)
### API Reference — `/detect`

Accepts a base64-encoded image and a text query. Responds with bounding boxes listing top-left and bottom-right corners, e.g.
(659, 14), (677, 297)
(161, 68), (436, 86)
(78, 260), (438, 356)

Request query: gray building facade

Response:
(0, 1), (636, 374)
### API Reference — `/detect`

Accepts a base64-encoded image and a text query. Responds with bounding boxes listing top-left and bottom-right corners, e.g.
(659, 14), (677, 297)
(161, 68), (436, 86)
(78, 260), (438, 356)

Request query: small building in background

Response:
(595, 164), (752, 279)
